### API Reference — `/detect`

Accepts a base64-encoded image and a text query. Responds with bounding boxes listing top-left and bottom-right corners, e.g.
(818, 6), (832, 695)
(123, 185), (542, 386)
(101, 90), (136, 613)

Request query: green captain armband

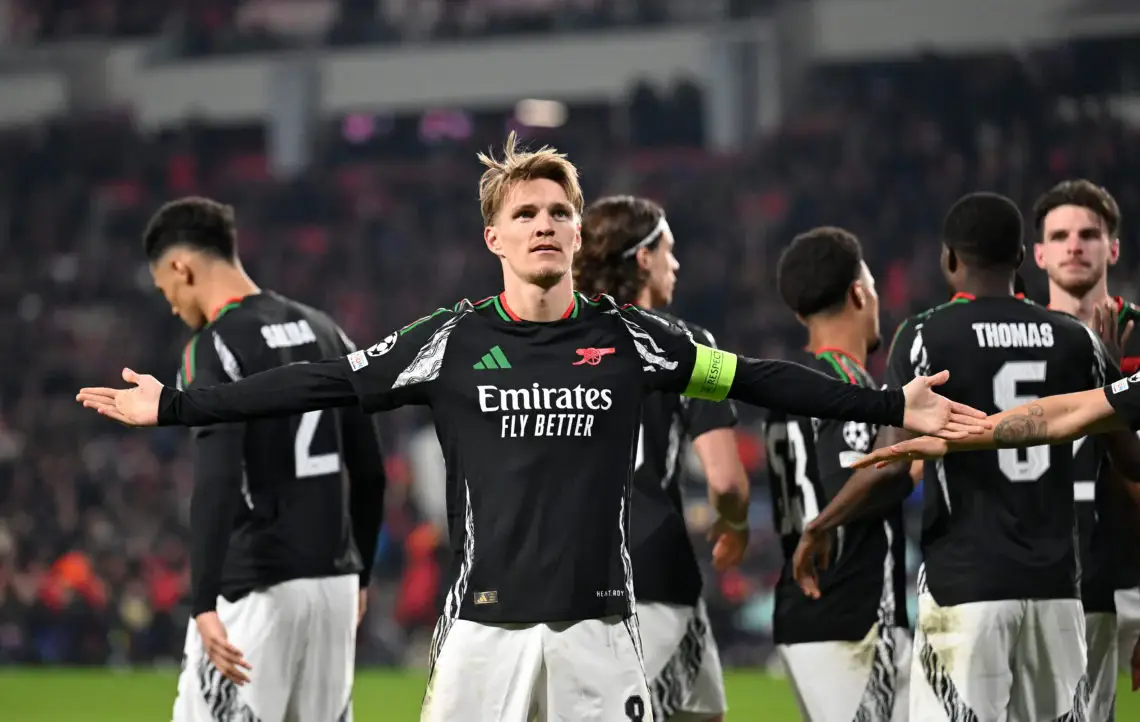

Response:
(683, 344), (738, 401)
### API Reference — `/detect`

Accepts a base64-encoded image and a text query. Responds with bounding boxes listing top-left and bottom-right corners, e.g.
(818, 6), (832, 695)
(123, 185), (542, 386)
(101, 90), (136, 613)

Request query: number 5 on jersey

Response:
(295, 409), (341, 478)
(992, 361), (1049, 482)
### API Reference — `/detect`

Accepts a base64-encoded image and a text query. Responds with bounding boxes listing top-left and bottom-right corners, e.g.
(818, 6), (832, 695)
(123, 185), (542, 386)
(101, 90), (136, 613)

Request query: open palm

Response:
(901, 370), (988, 440)
(76, 368), (163, 427)
(851, 436), (950, 470)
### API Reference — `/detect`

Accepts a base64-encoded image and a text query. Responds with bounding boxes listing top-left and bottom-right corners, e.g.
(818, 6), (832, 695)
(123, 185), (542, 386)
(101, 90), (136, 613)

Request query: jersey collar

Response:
(951, 292), (1025, 302)
(210, 296), (248, 322)
(811, 346), (866, 384)
(496, 292), (579, 322)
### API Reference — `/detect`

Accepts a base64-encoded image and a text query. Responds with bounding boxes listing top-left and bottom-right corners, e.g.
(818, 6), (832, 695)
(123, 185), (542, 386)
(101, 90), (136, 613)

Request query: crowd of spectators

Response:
(3, 42), (1140, 669)
(5, 0), (772, 52)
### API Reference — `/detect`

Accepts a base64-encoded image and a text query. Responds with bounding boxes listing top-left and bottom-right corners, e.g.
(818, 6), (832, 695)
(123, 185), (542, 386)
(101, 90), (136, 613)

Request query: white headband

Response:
(621, 216), (670, 259)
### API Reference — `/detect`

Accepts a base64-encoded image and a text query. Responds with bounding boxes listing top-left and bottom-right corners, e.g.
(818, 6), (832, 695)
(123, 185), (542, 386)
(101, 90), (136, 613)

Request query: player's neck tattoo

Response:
(992, 403), (1048, 447)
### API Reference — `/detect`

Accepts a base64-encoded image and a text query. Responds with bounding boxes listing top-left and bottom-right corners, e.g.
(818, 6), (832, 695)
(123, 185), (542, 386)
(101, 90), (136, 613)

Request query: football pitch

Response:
(1, 669), (1138, 720)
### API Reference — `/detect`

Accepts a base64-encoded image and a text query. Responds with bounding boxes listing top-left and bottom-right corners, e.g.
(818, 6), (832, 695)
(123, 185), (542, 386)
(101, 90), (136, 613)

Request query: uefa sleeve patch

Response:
(1112, 378), (1129, 395)
(348, 350), (369, 372)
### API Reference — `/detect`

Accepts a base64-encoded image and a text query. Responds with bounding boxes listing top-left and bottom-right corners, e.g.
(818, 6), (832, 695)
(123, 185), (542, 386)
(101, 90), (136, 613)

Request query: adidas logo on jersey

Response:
(261, 320), (317, 349)
(474, 346), (512, 370)
(970, 322), (1055, 349)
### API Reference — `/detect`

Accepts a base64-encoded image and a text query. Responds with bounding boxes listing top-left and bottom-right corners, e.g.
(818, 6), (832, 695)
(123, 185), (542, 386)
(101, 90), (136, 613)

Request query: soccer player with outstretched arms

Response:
(573, 195), (749, 722)
(78, 134), (985, 722)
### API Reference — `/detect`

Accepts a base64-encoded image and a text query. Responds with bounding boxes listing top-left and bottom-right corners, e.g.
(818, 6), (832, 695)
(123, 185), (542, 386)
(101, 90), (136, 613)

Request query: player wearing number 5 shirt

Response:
(873, 193), (1111, 721)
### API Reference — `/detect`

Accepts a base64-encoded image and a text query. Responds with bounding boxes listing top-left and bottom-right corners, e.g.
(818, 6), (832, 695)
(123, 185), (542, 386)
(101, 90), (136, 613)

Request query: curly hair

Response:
(573, 195), (666, 304)
(777, 226), (864, 317)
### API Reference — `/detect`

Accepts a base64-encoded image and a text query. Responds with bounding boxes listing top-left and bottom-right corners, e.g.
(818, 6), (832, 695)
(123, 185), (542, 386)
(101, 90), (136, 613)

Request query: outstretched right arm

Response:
(82, 309), (456, 428)
(158, 359), (358, 426)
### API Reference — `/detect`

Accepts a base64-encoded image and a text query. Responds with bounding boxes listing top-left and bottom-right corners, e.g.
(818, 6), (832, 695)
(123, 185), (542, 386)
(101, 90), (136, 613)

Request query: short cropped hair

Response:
(942, 192), (1024, 269)
(143, 196), (238, 263)
(573, 195), (666, 304)
(777, 226), (864, 318)
(477, 131), (584, 226)
(1032, 179), (1121, 237)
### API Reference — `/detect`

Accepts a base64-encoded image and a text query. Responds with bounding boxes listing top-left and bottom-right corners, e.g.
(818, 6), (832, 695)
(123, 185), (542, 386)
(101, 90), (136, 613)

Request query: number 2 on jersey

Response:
(765, 421), (818, 534)
(992, 361), (1049, 482)
(295, 409), (341, 478)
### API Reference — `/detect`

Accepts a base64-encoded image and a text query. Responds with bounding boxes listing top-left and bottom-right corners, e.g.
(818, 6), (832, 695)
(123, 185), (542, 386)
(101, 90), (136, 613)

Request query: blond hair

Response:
(477, 131), (584, 226)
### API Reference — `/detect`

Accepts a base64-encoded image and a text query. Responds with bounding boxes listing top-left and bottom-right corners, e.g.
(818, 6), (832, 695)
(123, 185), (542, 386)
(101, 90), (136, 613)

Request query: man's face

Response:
(151, 250), (206, 330)
(854, 261), (882, 353)
(1034, 204), (1118, 296)
(637, 229), (679, 307)
(485, 178), (580, 289)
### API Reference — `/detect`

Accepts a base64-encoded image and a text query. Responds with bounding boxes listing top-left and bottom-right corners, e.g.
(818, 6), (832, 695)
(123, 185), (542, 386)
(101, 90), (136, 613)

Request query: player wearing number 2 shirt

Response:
(890, 193), (1114, 721)
(766, 228), (910, 722)
(141, 198), (386, 722)
(78, 138), (984, 722)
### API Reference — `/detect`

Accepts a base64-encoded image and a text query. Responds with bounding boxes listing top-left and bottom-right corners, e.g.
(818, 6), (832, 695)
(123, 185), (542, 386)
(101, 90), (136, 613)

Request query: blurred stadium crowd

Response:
(3, 2), (1140, 671)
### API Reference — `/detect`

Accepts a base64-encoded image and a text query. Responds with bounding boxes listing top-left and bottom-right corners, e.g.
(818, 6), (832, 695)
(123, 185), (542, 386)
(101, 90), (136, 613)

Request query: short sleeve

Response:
(884, 318), (920, 388)
(343, 308), (458, 412)
(681, 326), (738, 436)
(1106, 373), (1140, 430)
(615, 305), (735, 400)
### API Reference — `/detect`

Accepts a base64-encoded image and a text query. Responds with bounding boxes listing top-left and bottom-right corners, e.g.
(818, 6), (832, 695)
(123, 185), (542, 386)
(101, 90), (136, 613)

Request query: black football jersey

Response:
(765, 350), (908, 643)
(629, 311), (738, 607)
(178, 292), (367, 602)
(887, 294), (1113, 605)
(1070, 433), (1117, 612)
(157, 289), (913, 631)
(1109, 296), (1140, 589)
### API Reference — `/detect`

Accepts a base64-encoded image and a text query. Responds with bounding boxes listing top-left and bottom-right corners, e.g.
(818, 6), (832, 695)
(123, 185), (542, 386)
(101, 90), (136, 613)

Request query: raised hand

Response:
(76, 368), (163, 427)
(1094, 299), (1133, 366)
(901, 370), (989, 439)
(850, 435), (950, 470)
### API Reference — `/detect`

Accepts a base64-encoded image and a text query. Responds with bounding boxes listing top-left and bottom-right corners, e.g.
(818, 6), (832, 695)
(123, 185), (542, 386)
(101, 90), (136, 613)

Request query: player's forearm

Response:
(943, 388), (1122, 452)
(189, 426), (245, 617)
(692, 429), (750, 522)
(809, 463), (912, 534)
(158, 359), (359, 427)
(343, 410), (387, 587)
(726, 357), (904, 428)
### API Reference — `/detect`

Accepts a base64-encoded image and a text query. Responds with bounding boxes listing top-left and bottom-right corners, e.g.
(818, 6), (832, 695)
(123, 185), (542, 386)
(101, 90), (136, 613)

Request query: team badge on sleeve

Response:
(367, 332), (398, 357)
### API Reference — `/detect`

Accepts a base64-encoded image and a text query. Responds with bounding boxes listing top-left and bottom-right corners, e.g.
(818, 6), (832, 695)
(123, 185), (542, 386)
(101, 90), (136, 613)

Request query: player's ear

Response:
(793, 313), (808, 328)
(1109, 237), (1121, 266)
(850, 281), (866, 310)
(635, 245), (653, 271)
(572, 223), (581, 254)
(172, 258), (193, 286)
(944, 247), (958, 274)
(1032, 241), (1048, 269)
(484, 226), (504, 257)
(1014, 245), (1025, 267)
